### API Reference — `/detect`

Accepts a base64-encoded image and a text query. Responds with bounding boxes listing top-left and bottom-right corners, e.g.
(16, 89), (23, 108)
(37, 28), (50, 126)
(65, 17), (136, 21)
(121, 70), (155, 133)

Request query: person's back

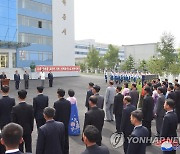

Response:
(82, 144), (109, 154)
(36, 107), (65, 154)
(12, 102), (34, 135)
(127, 126), (148, 154)
(54, 98), (71, 128)
(37, 120), (65, 154)
(82, 125), (109, 154)
(105, 86), (116, 104)
(0, 96), (15, 129)
(33, 94), (49, 119)
(95, 93), (104, 109)
(129, 89), (139, 107)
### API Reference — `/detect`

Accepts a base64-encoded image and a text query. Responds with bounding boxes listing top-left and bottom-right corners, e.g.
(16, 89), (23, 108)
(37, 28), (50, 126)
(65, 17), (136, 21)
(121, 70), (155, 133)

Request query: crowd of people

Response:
(0, 74), (179, 154)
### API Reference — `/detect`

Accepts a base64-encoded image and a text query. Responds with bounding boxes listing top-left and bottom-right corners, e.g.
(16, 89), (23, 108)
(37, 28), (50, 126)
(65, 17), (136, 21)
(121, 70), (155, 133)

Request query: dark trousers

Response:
(115, 114), (122, 132)
(19, 134), (32, 153)
(142, 120), (151, 144)
(123, 135), (129, 154)
(163, 151), (176, 154)
(49, 80), (53, 87)
(156, 116), (164, 136)
(15, 81), (20, 90)
(36, 118), (46, 130)
(25, 80), (29, 89)
(64, 127), (69, 154)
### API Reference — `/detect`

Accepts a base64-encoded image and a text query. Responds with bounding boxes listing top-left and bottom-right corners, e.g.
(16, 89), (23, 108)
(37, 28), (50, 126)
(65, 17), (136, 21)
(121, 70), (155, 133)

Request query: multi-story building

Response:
(75, 39), (125, 63)
(0, 0), (75, 70)
(75, 40), (158, 64)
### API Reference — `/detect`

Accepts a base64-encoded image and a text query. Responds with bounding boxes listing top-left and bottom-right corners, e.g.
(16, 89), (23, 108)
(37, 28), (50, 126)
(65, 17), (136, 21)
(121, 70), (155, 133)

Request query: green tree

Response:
(99, 57), (106, 70)
(157, 32), (176, 68)
(138, 60), (147, 72)
(168, 63), (180, 75)
(86, 46), (100, 70)
(147, 58), (165, 76)
(121, 55), (135, 71)
(104, 44), (119, 69)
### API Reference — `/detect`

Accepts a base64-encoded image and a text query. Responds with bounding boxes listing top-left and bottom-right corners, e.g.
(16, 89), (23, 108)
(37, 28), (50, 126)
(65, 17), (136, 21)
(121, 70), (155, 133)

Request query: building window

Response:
(18, 33), (52, 45)
(38, 21), (42, 28)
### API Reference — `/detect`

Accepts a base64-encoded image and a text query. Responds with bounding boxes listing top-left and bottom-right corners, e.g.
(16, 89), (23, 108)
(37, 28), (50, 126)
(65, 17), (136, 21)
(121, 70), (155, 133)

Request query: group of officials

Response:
(85, 79), (179, 154)
(0, 83), (109, 154)
(0, 69), (54, 90)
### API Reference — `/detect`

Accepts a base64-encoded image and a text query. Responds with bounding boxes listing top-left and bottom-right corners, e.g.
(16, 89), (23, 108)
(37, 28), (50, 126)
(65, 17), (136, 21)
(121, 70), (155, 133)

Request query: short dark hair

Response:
(124, 82), (128, 88)
(2, 123), (23, 148)
(132, 83), (136, 88)
(166, 99), (175, 108)
(165, 79), (168, 82)
(131, 110), (143, 122)
(124, 96), (131, 103)
(43, 107), (55, 118)
(116, 86), (122, 92)
(157, 78), (160, 82)
(144, 86), (151, 93)
(153, 84), (158, 90)
(169, 85), (174, 90)
(84, 125), (99, 143)
(89, 82), (94, 87)
(37, 86), (44, 93)
(68, 89), (75, 97)
(157, 87), (164, 93)
(109, 80), (114, 85)
(89, 96), (97, 105)
(1, 85), (9, 93)
(18, 90), (27, 99)
(57, 89), (65, 97)
(175, 79), (178, 82)
(93, 85), (101, 93)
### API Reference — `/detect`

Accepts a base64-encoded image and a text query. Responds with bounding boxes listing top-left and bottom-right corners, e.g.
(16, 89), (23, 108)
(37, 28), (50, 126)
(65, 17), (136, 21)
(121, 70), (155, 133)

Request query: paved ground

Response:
(6, 74), (180, 154)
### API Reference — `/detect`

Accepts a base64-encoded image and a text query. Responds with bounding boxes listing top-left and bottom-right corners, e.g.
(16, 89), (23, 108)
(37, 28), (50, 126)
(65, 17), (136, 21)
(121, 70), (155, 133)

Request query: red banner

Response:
(35, 66), (80, 72)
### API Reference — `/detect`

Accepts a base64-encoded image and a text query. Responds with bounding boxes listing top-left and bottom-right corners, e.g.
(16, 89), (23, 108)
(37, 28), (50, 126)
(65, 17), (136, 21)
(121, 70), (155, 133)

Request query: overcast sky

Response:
(74, 0), (180, 47)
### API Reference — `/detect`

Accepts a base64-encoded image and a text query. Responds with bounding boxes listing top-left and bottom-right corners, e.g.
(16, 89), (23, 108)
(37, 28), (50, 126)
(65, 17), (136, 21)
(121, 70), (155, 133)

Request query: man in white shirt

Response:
(39, 69), (45, 87)
(1, 123), (23, 154)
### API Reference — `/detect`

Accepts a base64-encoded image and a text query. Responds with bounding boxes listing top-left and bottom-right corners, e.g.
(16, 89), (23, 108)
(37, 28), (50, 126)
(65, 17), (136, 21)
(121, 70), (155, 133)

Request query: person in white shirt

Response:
(39, 69), (45, 87)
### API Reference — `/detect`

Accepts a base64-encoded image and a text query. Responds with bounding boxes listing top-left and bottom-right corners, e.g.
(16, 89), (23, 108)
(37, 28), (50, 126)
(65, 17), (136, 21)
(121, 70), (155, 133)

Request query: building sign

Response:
(36, 66), (80, 72)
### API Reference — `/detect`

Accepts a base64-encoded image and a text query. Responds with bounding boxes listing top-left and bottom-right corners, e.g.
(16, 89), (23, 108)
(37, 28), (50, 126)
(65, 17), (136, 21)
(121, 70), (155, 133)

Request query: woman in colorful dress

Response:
(67, 89), (80, 136)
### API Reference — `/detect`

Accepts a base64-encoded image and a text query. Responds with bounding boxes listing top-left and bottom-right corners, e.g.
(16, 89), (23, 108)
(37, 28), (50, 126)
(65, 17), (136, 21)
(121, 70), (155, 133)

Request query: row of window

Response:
(18, 33), (52, 45)
(18, 0), (52, 15)
(18, 15), (52, 30)
(75, 45), (108, 51)
(19, 51), (52, 61)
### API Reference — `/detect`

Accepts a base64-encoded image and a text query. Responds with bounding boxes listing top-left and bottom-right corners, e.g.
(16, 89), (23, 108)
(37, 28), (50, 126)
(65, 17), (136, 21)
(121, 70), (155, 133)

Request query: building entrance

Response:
(0, 54), (8, 68)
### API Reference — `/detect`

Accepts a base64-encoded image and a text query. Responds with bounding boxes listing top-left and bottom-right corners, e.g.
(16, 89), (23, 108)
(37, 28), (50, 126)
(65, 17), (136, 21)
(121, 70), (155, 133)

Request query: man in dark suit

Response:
(161, 99), (178, 154)
(14, 70), (20, 90)
(11, 90), (34, 153)
(83, 96), (105, 146)
(33, 86), (49, 129)
(167, 85), (176, 101)
(23, 71), (29, 89)
(120, 96), (136, 154)
(54, 89), (71, 154)
(127, 110), (149, 154)
(1, 123), (23, 154)
(81, 125), (109, 154)
(48, 70), (53, 87)
(0, 72), (7, 89)
(36, 107), (65, 154)
(174, 83), (180, 123)
(113, 86), (124, 133)
(129, 83), (139, 108)
(155, 87), (165, 137)
(92, 85), (104, 109)
(142, 86), (154, 145)
(85, 82), (94, 110)
(0, 86), (15, 130)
